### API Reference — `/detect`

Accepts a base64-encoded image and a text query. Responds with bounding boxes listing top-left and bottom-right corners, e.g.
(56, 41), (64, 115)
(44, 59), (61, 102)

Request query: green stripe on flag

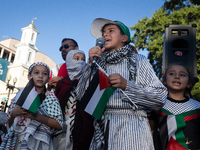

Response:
(175, 115), (188, 149)
(92, 87), (116, 120)
(28, 95), (41, 113)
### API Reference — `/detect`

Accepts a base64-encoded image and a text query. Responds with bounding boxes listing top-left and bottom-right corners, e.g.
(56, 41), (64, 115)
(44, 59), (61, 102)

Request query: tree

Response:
(130, 1), (200, 100)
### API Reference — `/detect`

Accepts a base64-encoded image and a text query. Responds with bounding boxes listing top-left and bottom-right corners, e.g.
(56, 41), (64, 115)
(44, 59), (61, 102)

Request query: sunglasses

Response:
(59, 44), (76, 51)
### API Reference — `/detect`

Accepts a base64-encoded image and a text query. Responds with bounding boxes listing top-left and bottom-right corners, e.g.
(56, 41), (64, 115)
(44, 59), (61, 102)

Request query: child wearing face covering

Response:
(53, 50), (86, 150)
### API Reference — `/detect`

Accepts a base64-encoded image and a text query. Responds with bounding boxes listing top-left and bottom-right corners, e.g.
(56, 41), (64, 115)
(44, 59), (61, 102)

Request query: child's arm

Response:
(8, 106), (28, 127)
(25, 112), (62, 130)
(120, 55), (167, 110)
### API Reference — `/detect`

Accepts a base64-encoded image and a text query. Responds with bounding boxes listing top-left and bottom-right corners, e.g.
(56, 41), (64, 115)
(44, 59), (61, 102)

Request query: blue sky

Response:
(0, 0), (165, 65)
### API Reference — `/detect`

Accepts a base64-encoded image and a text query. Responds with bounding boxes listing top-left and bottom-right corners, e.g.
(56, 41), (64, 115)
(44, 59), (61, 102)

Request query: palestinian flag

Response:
(166, 137), (187, 150)
(80, 69), (117, 120)
(158, 108), (188, 149)
(16, 78), (41, 113)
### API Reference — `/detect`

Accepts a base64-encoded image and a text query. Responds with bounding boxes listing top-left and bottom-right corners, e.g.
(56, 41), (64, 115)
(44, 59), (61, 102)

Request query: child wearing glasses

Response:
(48, 38), (79, 91)
(76, 18), (167, 150)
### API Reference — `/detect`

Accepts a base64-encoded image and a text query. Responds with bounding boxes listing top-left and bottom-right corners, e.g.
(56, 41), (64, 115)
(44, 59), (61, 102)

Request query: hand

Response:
(11, 106), (28, 118)
(89, 46), (105, 65)
(24, 111), (37, 120)
(108, 73), (127, 90)
(48, 76), (63, 89)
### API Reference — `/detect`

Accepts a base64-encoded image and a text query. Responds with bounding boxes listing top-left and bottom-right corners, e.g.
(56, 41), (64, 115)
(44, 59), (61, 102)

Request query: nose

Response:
(39, 73), (43, 78)
(174, 73), (180, 78)
(102, 31), (108, 37)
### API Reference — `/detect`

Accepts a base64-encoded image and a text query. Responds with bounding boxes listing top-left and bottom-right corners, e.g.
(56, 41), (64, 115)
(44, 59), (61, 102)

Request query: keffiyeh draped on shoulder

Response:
(0, 91), (63, 150)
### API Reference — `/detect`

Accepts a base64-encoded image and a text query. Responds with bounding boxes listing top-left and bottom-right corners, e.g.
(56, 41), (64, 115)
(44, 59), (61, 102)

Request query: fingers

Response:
(108, 74), (127, 90)
(89, 46), (103, 64)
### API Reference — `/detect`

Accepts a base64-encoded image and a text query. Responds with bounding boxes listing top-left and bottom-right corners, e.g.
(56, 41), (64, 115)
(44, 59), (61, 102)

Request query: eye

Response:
(169, 72), (174, 75)
(43, 72), (48, 76)
(180, 73), (186, 77)
(109, 29), (114, 32)
(34, 71), (39, 74)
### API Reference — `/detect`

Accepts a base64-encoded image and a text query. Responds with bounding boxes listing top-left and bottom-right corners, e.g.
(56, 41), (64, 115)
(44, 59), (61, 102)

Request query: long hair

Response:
(162, 62), (193, 98)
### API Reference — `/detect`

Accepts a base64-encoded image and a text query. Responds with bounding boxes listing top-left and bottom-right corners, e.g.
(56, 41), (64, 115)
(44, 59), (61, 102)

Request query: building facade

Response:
(0, 21), (56, 111)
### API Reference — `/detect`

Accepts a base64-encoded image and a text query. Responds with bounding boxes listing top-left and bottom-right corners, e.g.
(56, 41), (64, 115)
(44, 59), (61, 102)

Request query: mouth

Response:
(172, 81), (181, 85)
(105, 39), (111, 44)
(37, 80), (43, 83)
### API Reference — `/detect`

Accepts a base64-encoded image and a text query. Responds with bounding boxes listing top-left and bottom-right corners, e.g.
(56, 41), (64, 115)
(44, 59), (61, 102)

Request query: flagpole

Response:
(96, 63), (138, 109)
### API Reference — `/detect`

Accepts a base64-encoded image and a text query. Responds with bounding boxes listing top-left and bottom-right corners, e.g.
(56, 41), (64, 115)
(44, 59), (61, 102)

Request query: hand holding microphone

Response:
(91, 38), (105, 68)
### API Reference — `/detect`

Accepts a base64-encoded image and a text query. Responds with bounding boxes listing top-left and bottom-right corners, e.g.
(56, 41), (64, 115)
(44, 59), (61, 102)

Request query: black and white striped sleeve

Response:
(122, 54), (167, 111)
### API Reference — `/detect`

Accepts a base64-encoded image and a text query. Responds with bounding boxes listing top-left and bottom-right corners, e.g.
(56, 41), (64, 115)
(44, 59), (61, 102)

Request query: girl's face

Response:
(72, 53), (85, 61)
(28, 65), (49, 88)
(164, 65), (190, 93)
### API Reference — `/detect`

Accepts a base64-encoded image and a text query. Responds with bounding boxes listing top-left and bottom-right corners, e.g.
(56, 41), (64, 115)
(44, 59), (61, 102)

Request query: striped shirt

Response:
(77, 54), (167, 150)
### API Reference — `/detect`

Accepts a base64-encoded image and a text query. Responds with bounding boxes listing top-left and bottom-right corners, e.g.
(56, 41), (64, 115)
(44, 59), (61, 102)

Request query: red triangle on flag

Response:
(98, 69), (111, 91)
(166, 136), (188, 150)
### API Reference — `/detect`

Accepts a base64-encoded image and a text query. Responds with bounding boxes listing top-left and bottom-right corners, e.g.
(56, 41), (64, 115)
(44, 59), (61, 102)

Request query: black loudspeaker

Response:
(162, 24), (197, 80)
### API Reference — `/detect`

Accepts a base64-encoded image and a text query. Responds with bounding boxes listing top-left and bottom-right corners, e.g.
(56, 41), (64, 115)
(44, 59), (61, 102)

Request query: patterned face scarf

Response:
(66, 50), (86, 81)
(98, 44), (137, 82)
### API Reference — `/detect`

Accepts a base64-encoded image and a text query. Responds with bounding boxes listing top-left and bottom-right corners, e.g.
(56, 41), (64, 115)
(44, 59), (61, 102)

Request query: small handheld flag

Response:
(16, 78), (41, 113)
(80, 69), (117, 120)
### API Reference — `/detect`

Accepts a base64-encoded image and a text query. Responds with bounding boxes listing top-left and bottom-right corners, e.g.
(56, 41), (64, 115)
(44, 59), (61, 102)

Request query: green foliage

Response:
(130, 1), (200, 100)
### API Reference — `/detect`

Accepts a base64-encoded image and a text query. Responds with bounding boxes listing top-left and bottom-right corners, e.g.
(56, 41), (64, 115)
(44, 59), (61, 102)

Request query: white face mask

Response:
(66, 50), (86, 81)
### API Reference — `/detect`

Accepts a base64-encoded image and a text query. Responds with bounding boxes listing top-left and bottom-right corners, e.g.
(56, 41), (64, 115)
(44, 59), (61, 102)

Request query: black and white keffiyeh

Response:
(28, 62), (51, 77)
(98, 44), (137, 82)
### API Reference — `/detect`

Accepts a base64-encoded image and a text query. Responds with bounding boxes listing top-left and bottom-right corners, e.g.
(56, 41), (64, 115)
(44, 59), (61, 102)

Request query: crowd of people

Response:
(0, 17), (199, 150)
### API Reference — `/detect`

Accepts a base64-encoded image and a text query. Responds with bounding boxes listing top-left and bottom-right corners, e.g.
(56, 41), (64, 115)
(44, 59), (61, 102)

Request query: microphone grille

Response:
(96, 38), (105, 45)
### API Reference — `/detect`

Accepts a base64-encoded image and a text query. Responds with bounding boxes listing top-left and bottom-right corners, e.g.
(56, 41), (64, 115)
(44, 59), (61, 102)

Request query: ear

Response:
(27, 74), (31, 80)
(187, 83), (191, 89)
(122, 35), (128, 43)
(75, 46), (79, 50)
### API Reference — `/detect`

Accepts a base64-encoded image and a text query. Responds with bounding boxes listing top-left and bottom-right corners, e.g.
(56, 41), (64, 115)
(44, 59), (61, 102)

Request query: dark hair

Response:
(162, 62), (193, 98)
(61, 38), (78, 47)
(101, 23), (130, 45)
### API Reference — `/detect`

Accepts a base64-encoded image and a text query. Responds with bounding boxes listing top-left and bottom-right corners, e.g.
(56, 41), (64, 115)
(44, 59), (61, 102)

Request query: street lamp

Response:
(4, 75), (18, 112)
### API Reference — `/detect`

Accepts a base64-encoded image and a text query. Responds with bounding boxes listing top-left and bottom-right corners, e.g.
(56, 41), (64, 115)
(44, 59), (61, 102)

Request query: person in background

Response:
(1, 62), (63, 150)
(76, 18), (167, 150)
(53, 50), (86, 150)
(48, 38), (79, 91)
(149, 63), (200, 150)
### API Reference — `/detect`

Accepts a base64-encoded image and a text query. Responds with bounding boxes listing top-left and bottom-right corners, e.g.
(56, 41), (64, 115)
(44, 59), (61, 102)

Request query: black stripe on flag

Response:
(79, 70), (99, 110)
(16, 78), (35, 106)
(159, 115), (169, 150)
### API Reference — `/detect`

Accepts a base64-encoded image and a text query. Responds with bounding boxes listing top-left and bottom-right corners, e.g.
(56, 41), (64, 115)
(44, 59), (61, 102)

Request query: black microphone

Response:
(91, 38), (105, 68)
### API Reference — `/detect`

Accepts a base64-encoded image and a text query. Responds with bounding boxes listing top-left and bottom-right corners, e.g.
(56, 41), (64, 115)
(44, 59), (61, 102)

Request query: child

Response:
(76, 18), (168, 150)
(53, 50), (86, 150)
(151, 63), (200, 150)
(0, 62), (63, 150)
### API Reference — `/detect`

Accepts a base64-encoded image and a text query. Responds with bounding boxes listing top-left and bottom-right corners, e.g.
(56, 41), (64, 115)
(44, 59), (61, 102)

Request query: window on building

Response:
(0, 47), (2, 57)
(2, 50), (9, 60)
(31, 33), (35, 42)
(22, 70), (28, 77)
(10, 54), (15, 63)
(27, 52), (32, 62)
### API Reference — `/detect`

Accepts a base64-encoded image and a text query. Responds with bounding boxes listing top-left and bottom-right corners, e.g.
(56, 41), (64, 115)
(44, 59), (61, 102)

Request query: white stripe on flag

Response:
(22, 87), (37, 109)
(167, 115), (177, 141)
(85, 85), (105, 115)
